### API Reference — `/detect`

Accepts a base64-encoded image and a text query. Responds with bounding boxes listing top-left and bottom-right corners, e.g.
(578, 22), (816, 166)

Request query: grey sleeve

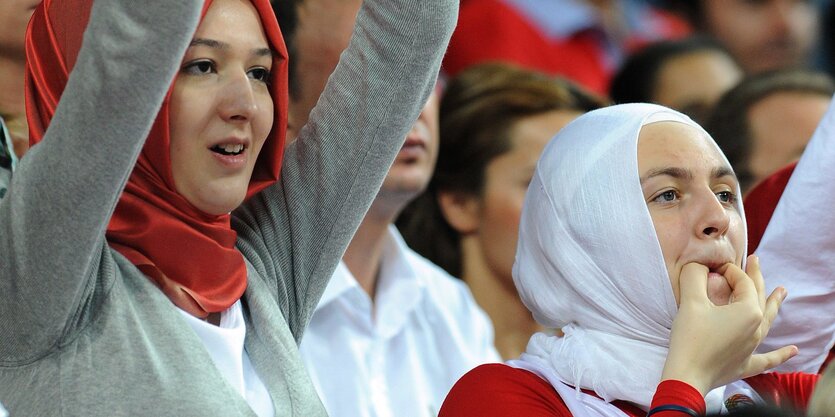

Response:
(233, 0), (458, 340)
(0, 0), (202, 360)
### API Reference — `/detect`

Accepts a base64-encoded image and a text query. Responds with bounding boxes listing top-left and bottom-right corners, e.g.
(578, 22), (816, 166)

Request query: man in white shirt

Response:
(271, 1), (501, 415)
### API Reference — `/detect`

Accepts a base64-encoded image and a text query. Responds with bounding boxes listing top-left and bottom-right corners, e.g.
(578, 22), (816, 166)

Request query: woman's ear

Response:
(437, 191), (480, 235)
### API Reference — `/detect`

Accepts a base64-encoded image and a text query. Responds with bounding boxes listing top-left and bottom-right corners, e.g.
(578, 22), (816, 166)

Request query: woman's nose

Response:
(695, 190), (731, 239)
(218, 72), (258, 122)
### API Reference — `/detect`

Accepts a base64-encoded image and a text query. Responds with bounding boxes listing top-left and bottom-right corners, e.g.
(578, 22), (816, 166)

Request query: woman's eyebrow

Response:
(189, 38), (273, 58)
(639, 167), (692, 185)
(190, 38), (226, 49)
(712, 166), (737, 181)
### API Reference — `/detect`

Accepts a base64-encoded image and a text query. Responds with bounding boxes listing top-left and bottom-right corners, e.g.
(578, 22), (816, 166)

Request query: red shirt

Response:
(439, 364), (818, 416)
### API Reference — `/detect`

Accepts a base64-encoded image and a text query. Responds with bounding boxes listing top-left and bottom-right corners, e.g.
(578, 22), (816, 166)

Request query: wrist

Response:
(660, 365), (709, 396)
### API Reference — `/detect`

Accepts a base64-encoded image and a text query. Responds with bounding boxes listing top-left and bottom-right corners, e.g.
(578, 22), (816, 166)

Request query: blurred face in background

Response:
(701, 0), (818, 74)
(378, 91), (441, 204)
(745, 90), (830, 189)
(286, 0), (362, 139)
(653, 50), (743, 124)
(465, 110), (581, 290)
(0, 0), (40, 57)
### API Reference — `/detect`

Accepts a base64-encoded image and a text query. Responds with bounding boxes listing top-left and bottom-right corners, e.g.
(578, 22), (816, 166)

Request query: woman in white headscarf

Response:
(438, 103), (819, 417)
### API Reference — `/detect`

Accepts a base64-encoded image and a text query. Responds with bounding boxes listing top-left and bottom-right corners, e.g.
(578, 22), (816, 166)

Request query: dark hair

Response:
(705, 68), (835, 190)
(270, 0), (301, 99)
(610, 36), (735, 106)
(396, 63), (607, 278)
(657, 0), (705, 29)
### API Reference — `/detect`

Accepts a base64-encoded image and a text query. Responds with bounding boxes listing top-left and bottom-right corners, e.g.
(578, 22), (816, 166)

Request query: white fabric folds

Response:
(510, 103), (749, 414)
(754, 96), (835, 373)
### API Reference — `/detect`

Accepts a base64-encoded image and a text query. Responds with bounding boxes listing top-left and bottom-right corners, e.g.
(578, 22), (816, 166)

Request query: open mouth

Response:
(211, 144), (246, 156)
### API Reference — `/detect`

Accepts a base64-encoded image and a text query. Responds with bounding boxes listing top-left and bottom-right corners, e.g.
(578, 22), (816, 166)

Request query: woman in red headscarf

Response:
(0, 0), (456, 415)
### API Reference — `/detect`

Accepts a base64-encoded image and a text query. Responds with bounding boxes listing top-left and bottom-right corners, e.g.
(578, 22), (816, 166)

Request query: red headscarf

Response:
(25, 0), (289, 318)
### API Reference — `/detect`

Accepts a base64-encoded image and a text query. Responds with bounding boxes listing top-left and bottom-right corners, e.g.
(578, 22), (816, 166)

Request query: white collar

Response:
(316, 226), (426, 336)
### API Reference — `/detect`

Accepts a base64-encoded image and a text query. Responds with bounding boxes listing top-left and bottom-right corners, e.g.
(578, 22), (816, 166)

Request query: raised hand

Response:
(660, 255), (797, 396)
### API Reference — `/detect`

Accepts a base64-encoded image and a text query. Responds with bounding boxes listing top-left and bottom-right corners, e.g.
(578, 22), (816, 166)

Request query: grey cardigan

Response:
(0, 0), (456, 415)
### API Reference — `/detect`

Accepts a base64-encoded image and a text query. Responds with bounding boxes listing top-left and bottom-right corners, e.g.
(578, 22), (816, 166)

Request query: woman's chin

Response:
(187, 192), (246, 216)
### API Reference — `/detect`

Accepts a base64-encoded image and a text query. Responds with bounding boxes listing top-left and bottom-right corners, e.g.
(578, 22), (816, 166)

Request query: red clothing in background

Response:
(744, 162), (797, 255)
(443, 0), (690, 95)
(439, 364), (818, 416)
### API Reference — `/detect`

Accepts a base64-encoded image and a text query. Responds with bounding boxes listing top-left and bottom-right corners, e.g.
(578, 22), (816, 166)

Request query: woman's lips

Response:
(397, 137), (426, 161)
(707, 271), (726, 281)
(210, 147), (248, 169)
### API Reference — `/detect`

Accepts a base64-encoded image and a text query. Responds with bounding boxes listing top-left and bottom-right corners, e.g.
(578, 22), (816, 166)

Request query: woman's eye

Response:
(653, 190), (678, 203)
(183, 60), (214, 75)
(248, 67), (271, 84)
(716, 190), (737, 204)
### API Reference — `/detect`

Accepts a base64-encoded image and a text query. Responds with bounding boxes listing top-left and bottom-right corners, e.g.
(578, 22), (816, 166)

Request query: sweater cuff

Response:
(650, 380), (706, 416)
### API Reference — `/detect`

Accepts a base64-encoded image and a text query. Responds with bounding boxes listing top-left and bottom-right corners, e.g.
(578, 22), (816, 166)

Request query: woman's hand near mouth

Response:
(661, 255), (797, 396)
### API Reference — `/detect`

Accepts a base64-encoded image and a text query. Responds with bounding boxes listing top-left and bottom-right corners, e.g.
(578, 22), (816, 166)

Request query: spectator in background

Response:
(706, 69), (834, 192)
(398, 64), (607, 360)
(443, 0), (690, 95)
(665, 0), (820, 74)
(276, 0), (361, 140)
(0, 0), (39, 200)
(610, 36), (743, 124)
(271, 1), (500, 416)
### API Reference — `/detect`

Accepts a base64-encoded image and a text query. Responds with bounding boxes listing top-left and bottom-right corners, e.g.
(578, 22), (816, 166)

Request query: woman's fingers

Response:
(679, 263), (710, 305)
(718, 263), (757, 305)
(745, 255), (766, 310)
(742, 345), (798, 379)
(760, 286), (787, 339)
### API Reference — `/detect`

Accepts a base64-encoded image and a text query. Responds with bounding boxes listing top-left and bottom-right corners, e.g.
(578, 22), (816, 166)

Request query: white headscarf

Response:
(509, 103), (756, 415)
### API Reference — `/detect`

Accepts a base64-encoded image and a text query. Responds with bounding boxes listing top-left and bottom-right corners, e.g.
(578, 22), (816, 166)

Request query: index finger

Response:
(745, 255), (765, 309)
(718, 263), (757, 306)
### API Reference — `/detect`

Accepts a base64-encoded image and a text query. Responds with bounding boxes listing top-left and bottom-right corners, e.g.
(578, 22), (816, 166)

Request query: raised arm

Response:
(0, 0), (202, 359)
(756, 98), (835, 373)
(233, 0), (458, 339)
